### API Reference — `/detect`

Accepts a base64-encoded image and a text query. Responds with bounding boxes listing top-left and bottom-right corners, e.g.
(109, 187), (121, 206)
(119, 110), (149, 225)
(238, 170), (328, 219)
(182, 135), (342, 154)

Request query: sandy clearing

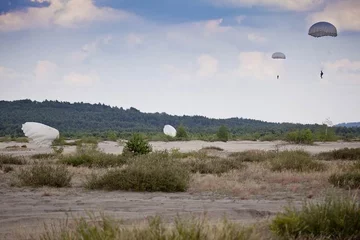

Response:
(2, 140), (360, 156)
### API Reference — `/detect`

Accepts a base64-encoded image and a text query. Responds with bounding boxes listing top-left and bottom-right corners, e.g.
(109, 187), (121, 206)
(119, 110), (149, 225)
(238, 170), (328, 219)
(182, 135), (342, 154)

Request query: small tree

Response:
(123, 133), (152, 156)
(217, 125), (229, 142)
(176, 125), (188, 140)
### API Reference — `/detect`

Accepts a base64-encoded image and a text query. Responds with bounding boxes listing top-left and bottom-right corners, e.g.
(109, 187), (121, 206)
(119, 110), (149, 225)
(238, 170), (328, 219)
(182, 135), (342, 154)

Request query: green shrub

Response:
(188, 158), (245, 176)
(329, 172), (360, 189)
(270, 150), (325, 172)
(86, 152), (189, 192)
(217, 125), (229, 142)
(270, 195), (360, 239)
(229, 150), (276, 162)
(60, 145), (126, 167)
(176, 125), (189, 140)
(123, 133), (152, 156)
(17, 163), (72, 187)
(317, 148), (360, 161)
(0, 154), (26, 165)
(286, 129), (314, 144)
(36, 214), (257, 240)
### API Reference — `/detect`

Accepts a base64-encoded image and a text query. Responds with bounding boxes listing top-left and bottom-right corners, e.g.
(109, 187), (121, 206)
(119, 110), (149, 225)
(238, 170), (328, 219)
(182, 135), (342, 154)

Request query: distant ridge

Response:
(336, 122), (360, 128)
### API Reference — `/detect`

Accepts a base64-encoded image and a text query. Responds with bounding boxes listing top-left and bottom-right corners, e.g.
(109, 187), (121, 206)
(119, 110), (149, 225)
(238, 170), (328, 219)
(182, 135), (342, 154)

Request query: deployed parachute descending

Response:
(308, 22), (338, 38)
(308, 21), (337, 78)
(272, 52), (286, 59)
(272, 52), (286, 79)
(21, 122), (60, 146)
(163, 125), (177, 137)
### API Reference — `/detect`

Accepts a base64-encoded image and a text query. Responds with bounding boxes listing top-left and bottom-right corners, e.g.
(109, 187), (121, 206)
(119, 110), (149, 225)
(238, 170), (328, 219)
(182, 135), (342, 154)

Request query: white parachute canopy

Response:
(163, 125), (177, 137)
(21, 122), (60, 146)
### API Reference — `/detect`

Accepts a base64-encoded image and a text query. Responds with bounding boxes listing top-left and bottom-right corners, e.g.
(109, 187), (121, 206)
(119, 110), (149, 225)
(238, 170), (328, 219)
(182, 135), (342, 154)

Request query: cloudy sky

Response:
(0, 0), (359, 124)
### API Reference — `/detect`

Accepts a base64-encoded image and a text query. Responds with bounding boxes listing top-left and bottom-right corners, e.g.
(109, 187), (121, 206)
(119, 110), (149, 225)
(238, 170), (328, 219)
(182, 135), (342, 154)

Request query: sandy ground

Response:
(0, 140), (359, 239)
(2, 140), (360, 156)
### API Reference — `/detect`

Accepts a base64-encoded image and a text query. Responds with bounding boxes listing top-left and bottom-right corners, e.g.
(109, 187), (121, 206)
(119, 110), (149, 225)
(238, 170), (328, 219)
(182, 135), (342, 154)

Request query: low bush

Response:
(17, 163), (72, 188)
(270, 195), (360, 239)
(59, 145), (127, 168)
(316, 148), (360, 161)
(201, 146), (224, 151)
(229, 150), (276, 162)
(0, 154), (26, 165)
(86, 152), (189, 192)
(123, 133), (152, 156)
(270, 150), (325, 172)
(329, 172), (360, 189)
(188, 158), (246, 176)
(31, 153), (57, 160)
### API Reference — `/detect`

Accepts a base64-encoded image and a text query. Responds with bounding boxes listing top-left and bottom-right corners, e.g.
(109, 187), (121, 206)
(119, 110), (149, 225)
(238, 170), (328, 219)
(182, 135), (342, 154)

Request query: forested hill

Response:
(336, 122), (360, 128)
(0, 99), (358, 138)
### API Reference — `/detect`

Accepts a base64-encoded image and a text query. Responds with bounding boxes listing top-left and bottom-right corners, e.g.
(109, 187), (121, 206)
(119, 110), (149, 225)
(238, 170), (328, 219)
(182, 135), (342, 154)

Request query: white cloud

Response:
(126, 33), (144, 46)
(71, 35), (112, 62)
(0, 0), (136, 31)
(308, 0), (360, 32)
(247, 33), (267, 43)
(208, 0), (324, 11)
(196, 54), (219, 78)
(63, 71), (99, 86)
(323, 58), (360, 84)
(34, 60), (58, 81)
(237, 52), (284, 80)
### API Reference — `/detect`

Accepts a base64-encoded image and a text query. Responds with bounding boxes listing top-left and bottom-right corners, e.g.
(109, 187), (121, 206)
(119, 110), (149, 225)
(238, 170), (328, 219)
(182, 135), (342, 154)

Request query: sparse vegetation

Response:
(35, 214), (258, 240)
(1, 165), (14, 173)
(329, 172), (360, 189)
(86, 152), (189, 192)
(316, 148), (360, 161)
(123, 133), (152, 156)
(0, 154), (26, 165)
(188, 158), (246, 176)
(270, 150), (325, 172)
(270, 195), (360, 239)
(17, 163), (72, 188)
(60, 145), (127, 167)
(31, 153), (57, 160)
(229, 150), (276, 162)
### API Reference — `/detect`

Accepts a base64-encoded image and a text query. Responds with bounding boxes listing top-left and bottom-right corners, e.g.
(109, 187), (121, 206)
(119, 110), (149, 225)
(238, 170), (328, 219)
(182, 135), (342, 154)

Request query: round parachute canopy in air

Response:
(163, 125), (177, 137)
(272, 52), (286, 59)
(309, 22), (337, 38)
(21, 122), (60, 146)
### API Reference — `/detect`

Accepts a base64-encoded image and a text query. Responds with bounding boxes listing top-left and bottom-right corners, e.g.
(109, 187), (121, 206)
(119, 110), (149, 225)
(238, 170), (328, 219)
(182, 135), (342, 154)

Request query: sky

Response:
(0, 0), (359, 125)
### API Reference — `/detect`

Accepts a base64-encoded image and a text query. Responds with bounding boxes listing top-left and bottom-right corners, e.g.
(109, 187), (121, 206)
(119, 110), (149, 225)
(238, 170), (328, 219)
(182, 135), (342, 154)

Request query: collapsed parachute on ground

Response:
(308, 22), (337, 38)
(21, 122), (60, 146)
(272, 52), (286, 59)
(163, 125), (177, 137)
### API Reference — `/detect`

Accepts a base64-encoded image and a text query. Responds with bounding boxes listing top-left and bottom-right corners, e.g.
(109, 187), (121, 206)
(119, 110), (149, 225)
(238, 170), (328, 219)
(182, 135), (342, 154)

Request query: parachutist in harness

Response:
(277, 75), (279, 79)
(320, 70), (324, 79)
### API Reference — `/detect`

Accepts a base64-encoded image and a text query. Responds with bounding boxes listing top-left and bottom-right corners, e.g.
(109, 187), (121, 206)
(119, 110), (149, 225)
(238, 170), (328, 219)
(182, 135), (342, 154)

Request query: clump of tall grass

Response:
(59, 145), (126, 167)
(269, 150), (326, 172)
(228, 150), (276, 163)
(188, 158), (246, 176)
(329, 172), (360, 189)
(0, 154), (26, 165)
(270, 195), (360, 239)
(85, 151), (189, 192)
(201, 146), (224, 151)
(316, 148), (360, 161)
(17, 163), (72, 188)
(34, 213), (258, 240)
